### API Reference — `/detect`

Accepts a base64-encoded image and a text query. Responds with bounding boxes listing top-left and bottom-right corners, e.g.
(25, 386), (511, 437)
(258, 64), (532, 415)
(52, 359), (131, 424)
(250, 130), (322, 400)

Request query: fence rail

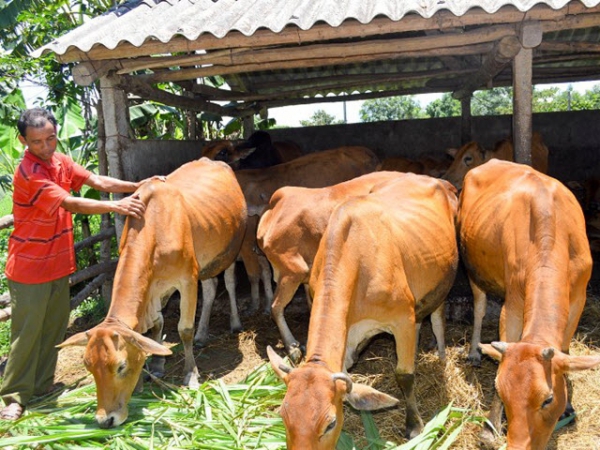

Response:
(0, 214), (117, 322)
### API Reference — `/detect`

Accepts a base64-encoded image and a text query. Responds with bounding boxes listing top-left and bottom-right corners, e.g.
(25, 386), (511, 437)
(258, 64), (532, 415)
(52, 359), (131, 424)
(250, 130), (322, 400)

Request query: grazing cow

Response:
(235, 146), (380, 316)
(258, 171), (448, 362)
(268, 173), (459, 448)
(457, 159), (600, 449)
(443, 132), (549, 189)
(58, 158), (247, 428)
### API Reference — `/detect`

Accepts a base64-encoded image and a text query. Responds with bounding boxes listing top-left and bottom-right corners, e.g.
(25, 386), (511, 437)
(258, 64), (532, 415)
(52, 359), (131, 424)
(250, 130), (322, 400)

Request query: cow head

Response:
(201, 140), (254, 168)
(267, 346), (398, 450)
(58, 320), (172, 428)
(480, 341), (600, 450)
(442, 141), (486, 189)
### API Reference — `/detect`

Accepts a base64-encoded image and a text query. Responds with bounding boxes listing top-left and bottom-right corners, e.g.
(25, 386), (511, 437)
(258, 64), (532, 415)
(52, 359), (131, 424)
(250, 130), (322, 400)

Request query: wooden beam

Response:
(117, 24), (516, 78)
(461, 97), (472, 145)
(132, 43), (498, 84)
(453, 35), (521, 100)
(54, 3), (600, 63)
(116, 76), (244, 116)
(538, 41), (600, 53)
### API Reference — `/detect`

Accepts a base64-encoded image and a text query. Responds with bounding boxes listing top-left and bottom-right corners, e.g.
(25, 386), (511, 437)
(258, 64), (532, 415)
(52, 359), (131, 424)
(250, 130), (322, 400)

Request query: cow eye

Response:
(541, 394), (554, 409)
(117, 362), (127, 376)
(323, 417), (337, 436)
(464, 155), (473, 166)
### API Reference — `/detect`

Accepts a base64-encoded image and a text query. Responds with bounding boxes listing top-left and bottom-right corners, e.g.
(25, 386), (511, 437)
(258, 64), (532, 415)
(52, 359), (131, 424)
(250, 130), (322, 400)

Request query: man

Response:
(0, 108), (154, 420)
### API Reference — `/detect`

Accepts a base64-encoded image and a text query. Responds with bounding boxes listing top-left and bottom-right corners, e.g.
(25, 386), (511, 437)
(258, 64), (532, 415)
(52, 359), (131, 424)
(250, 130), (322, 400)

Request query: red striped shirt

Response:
(5, 150), (91, 284)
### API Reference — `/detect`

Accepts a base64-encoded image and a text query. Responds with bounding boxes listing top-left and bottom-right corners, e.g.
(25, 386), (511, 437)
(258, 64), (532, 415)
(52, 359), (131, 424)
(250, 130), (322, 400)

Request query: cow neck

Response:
(106, 244), (155, 331)
(303, 288), (352, 372)
(519, 269), (571, 349)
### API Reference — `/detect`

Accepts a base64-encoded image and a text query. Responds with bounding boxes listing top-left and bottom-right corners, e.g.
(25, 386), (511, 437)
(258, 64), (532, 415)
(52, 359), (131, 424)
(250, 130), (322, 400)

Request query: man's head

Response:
(17, 108), (58, 161)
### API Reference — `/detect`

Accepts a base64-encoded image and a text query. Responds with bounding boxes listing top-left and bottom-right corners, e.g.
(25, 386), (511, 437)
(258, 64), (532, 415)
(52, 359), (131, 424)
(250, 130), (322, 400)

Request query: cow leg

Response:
(303, 283), (313, 310)
(179, 278), (200, 388)
(224, 263), (243, 333)
(430, 302), (446, 361)
(195, 277), (218, 346)
(480, 390), (504, 448)
(258, 255), (274, 315)
(468, 279), (487, 366)
(271, 273), (304, 363)
(392, 317), (423, 439)
(240, 248), (262, 315)
(146, 312), (166, 377)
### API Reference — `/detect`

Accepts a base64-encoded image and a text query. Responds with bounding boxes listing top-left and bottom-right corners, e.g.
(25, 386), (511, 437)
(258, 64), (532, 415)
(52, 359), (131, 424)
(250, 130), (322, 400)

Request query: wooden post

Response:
(512, 21), (542, 165)
(96, 99), (113, 306)
(243, 116), (254, 139)
(99, 73), (132, 241)
(461, 96), (472, 145)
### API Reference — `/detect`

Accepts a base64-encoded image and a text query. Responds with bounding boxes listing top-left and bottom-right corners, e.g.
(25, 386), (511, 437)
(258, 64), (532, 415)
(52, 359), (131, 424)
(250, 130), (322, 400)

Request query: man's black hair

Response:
(17, 108), (57, 138)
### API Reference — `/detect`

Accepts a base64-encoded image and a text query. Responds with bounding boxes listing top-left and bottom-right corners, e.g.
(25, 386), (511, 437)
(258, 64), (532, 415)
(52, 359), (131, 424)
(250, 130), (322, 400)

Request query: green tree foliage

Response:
(359, 95), (424, 122)
(425, 92), (461, 118)
(300, 108), (343, 126)
(472, 87), (513, 116)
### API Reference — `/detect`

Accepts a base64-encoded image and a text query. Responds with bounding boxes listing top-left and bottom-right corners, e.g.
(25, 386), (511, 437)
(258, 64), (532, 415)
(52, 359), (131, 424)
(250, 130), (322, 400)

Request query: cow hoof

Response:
(194, 337), (209, 348)
(289, 346), (303, 364)
(243, 306), (259, 317)
(230, 324), (243, 335)
(467, 353), (482, 367)
(478, 426), (498, 449)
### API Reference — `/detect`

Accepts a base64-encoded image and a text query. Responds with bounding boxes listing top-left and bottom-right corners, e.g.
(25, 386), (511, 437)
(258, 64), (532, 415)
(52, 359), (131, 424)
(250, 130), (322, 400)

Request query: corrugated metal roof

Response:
(34, 0), (600, 57)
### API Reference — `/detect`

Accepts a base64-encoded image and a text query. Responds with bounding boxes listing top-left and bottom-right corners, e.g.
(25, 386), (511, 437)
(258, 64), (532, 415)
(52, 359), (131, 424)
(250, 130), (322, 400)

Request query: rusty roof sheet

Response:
(34, 0), (600, 57)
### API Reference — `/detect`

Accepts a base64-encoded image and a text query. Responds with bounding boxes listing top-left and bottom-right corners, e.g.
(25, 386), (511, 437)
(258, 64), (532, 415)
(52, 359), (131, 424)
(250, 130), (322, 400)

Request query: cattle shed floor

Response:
(55, 256), (600, 449)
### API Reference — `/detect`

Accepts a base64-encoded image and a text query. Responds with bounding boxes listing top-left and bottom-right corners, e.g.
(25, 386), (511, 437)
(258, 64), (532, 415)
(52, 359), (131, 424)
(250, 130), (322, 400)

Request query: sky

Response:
(268, 81), (600, 128)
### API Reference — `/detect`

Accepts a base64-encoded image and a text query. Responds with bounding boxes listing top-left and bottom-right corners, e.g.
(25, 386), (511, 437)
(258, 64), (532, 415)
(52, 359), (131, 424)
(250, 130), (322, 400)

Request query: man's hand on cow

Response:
(114, 194), (146, 219)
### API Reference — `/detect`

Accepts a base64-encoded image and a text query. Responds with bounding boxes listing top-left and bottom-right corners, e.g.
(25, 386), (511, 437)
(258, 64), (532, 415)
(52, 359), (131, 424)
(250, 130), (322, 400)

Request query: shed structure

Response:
(33, 0), (600, 181)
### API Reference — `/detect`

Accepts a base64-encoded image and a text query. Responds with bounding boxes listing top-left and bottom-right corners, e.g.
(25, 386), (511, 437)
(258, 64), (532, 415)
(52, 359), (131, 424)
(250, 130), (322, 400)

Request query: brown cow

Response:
(268, 173), (459, 448)
(200, 132), (303, 170)
(234, 146), (380, 316)
(378, 155), (451, 177)
(443, 132), (549, 189)
(58, 158), (247, 428)
(258, 171), (448, 362)
(457, 159), (600, 449)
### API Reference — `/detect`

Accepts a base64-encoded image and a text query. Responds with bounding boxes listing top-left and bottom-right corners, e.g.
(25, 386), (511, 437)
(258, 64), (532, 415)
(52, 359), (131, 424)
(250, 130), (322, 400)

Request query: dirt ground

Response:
(54, 260), (600, 449)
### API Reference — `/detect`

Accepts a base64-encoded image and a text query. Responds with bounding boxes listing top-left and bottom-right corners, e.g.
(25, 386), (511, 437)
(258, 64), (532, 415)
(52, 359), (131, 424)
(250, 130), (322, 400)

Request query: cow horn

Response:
(491, 341), (508, 355)
(278, 363), (293, 374)
(541, 347), (555, 361)
(332, 372), (353, 393)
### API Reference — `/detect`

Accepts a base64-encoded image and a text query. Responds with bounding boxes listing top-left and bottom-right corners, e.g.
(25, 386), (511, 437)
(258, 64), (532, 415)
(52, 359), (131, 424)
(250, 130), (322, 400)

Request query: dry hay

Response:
(53, 269), (600, 449)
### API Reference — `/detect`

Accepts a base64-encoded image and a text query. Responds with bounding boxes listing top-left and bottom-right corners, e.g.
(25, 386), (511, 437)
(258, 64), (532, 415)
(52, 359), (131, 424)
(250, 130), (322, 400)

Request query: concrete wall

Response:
(123, 140), (201, 181)
(121, 110), (600, 184)
(268, 110), (600, 183)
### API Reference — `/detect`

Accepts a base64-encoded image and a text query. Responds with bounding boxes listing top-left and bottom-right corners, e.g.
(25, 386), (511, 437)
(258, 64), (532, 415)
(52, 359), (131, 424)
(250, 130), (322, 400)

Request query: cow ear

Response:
(479, 342), (505, 362)
(267, 345), (292, 383)
(345, 383), (399, 411)
(122, 330), (172, 356)
(555, 352), (600, 372)
(57, 331), (90, 348)
(231, 146), (257, 163)
(446, 148), (458, 158)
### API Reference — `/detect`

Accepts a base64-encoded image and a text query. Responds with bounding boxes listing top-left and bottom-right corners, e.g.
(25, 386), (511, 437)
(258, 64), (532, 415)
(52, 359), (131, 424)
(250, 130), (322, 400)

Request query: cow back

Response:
(457, 159), (591, 341)
(308, 172), (459, 339)
(236, 146), (380, 211)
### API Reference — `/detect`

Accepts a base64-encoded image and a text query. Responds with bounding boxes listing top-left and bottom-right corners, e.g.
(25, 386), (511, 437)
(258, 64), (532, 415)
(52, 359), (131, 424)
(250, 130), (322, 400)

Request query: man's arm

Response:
(84, 173), (141, 193)
(61, 194), (146, 219)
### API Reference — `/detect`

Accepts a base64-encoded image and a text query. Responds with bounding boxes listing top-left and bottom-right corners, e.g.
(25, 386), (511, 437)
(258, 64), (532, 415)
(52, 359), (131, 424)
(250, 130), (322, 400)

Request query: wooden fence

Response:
(0, 214), (118, 322)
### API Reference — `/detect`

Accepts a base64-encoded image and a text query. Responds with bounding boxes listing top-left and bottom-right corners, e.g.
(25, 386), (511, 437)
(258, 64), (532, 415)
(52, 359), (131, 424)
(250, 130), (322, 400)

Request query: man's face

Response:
(18, 120), (57, 161)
